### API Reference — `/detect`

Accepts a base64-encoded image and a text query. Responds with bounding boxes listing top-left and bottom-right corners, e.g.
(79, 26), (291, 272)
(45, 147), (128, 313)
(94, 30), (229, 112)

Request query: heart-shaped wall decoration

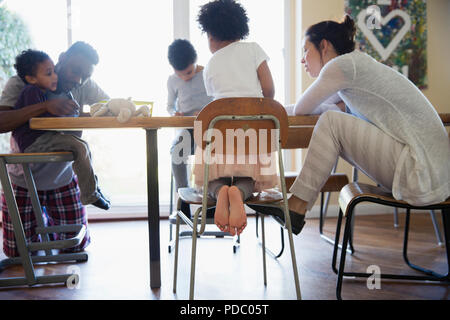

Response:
(357, 9), (411, 61)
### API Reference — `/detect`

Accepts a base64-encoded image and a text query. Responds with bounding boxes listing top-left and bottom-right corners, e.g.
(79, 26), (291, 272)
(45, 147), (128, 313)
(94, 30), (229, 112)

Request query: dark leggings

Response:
(208, 176), (255, 200)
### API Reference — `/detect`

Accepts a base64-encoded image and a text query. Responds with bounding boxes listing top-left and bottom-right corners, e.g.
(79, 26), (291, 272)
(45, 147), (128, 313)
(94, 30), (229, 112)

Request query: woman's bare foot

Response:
(228, 186), (247, 236)
(214, 185), (230, 233)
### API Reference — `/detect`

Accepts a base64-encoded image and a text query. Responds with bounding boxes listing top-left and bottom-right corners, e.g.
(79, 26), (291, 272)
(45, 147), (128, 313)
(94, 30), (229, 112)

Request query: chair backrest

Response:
(194, 97), (289, 157)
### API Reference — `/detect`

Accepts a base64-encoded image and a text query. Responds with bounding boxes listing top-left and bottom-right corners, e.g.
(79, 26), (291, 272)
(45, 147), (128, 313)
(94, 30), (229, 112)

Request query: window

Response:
(190, 0), (285, 103)
(2, 0), (67, 63)
(3, 0), (175, 210)
(1, 0), (290, 215)
(69, 0), (174, 207)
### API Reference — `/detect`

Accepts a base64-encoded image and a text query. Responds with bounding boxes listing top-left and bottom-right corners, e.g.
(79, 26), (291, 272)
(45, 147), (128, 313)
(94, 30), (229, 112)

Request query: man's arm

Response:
(0, 99), (80, 133)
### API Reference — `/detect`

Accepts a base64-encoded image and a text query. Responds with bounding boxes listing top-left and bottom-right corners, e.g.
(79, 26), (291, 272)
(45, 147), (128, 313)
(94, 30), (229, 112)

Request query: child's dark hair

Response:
(305, 15), (356, 55)
(64, 41), (99, 65)
(14, 49), (51, 83)
(168, 39), (198, 71)
(197, 0), (249, 41)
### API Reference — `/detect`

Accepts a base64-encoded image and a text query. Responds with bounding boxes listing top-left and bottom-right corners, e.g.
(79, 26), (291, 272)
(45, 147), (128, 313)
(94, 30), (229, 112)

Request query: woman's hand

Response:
(336, 101), (346, 111)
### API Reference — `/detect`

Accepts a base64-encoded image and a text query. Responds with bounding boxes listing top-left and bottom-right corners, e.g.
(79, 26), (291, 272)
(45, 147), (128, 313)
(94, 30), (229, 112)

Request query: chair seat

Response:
(178, 187), (216, 206)
(285, 172), (349, 192)
(0, 152), (74, 164)
(178, 187), (285, 207)
(339, 182), (450, 217)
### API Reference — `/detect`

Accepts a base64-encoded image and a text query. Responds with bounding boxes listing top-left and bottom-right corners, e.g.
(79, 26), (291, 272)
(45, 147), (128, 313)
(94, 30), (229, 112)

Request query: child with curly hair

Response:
(11, 49), (110, 211)
(193, 0), (277, 236)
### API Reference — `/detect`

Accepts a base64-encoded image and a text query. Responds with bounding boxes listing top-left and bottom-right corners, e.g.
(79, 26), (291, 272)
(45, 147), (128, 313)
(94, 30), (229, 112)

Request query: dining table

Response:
(29, 114), (319, 289)
(30, 112), (449, 289)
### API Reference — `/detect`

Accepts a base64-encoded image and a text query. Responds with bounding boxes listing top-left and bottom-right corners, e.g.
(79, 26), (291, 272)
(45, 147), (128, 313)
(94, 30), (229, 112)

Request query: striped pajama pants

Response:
(290, 110), (405, 210)
(1, 176), (90, 257)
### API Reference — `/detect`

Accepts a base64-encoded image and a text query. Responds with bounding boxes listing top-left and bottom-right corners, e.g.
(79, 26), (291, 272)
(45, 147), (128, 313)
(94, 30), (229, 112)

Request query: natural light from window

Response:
(190, 0), (285, 103)
(2, 0), (286, 211)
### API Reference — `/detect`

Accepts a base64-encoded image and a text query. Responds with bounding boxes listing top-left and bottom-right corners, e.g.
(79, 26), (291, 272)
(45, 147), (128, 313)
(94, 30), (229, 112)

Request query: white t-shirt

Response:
(294, 50), (450, 205)
(194, 41), (278, 190)
(203, 41), (268, 100)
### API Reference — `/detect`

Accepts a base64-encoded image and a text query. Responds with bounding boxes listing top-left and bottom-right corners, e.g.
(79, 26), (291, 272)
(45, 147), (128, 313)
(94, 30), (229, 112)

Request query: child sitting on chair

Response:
(11, 49), (110, 210)
(167, 39), (212, 217)
(193, 0), (277, 236)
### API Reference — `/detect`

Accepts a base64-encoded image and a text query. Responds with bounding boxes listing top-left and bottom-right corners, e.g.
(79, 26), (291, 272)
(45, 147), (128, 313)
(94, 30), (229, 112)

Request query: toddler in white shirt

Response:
(193, 0), (276, 236)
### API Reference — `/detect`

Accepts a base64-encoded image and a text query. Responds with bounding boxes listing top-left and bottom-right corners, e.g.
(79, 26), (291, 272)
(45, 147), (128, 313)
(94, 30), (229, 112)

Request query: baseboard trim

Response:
(86, 202), (427, 221)
(0, 202), (429, 225)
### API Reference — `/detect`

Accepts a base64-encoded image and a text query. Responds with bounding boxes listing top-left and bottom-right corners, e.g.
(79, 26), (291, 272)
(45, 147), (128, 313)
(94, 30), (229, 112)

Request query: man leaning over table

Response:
(0, 41), (109, 257)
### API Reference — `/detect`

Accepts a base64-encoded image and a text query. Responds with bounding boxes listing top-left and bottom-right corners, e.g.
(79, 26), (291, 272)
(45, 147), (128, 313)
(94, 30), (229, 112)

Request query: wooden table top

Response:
(30, 115), (321, 130)
(30, 113), (449, 130)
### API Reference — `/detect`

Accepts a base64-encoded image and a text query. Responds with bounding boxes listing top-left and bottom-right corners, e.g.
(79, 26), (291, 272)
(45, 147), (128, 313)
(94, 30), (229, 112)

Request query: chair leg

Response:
(173, 214), (181, 293)
(22, 164), (52, 256)
(255, 212), (259, 238)
(336, 207), (353, 300)
(280, 202), (301, 299)
(254, 211), (285, 258)
(277, 227), (285, 258)
(348, 217), (356, 254)
(429, 210), (444, 246)
(189, 207), (202, 300)
(233, 234), (240, 254)
(332, 209), (344, 275)
(319, 191), (332, 233)
(0, 160), (37, 286)
(319, 190), (354, 254)
(319, 192), (325, 234)
(322, 210), (354, 255)
(286, 224), (301, 299)
(442, 208), (450, 277)
(402, 209), (449, 280)
(168, 173), (174, 253)
(260, 215), (267, 286)
(393, 207), (399, 228)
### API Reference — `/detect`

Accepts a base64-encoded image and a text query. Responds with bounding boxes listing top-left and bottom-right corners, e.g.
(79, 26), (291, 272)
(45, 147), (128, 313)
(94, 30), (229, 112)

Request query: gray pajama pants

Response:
(24, 131), (100, 205)
(290, 110), (405, 210)
(170, 129), (195, 190)
(208, 177), (255, 201)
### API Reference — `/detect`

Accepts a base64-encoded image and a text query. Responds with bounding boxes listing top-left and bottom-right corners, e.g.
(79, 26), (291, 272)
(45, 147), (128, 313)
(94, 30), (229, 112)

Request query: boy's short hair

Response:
(197, 0), (249, 41)
(168, 39), (198, 71)
(14, 49), (51, 83)
(64, 41), (99, 65)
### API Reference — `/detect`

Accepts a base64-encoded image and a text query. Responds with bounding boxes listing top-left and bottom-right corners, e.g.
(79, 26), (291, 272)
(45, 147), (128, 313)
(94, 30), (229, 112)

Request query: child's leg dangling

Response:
(214, 185), (230, 233)
(228, 186), (247, 236)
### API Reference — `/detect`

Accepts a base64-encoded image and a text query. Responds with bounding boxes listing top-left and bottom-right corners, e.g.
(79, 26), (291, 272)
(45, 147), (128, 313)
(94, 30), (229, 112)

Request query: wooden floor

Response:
(0, 212), (448, 300)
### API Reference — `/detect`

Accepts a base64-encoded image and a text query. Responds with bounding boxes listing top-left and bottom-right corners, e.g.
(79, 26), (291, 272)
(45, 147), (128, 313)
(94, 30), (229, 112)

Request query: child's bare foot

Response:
(214, 185), (230, 233)
(228, 186), (247, 236)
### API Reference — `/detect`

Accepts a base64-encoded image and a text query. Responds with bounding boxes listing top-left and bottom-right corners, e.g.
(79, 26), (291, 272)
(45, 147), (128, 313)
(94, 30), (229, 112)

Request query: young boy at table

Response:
(11, 49), (110, 211)
(167, 39), (212, 217)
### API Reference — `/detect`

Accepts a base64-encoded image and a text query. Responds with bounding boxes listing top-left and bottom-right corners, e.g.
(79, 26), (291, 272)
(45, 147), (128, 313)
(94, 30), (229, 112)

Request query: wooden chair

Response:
(332, 124), (450, 299)
(333, 182), (450, 300)
(0, 152), (88, 287)
(172, 97), (301, 299)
